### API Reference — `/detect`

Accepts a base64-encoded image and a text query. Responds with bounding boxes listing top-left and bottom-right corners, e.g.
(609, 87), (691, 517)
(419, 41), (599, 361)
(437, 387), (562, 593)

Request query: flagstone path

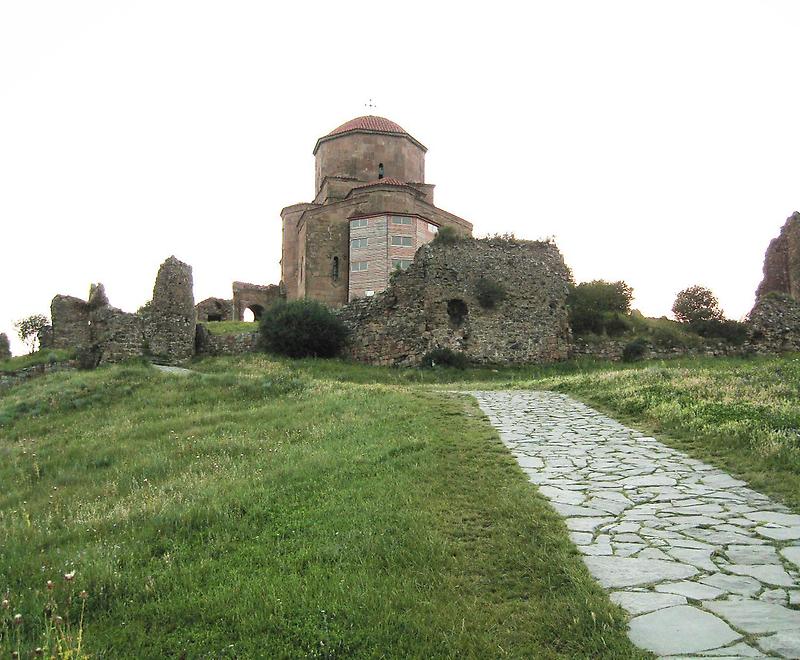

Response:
(470, 390), (800, 659)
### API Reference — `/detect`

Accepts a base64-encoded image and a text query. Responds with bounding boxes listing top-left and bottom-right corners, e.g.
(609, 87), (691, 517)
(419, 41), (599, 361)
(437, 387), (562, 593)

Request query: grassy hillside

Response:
(0, 360), (643, 658)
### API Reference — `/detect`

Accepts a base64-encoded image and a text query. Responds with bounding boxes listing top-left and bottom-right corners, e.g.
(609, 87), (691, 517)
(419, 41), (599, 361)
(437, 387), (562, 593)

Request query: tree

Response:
(672, 286), (724, 324)
(567, 280), (634, 335)
(14, 314), (49, 354)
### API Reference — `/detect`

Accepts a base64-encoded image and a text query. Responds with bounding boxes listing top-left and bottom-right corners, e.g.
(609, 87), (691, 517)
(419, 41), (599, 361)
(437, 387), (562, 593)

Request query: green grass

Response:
(0, 349), (74, 372)
(0, 359), (643, 658)
(203, 320), (259, 335)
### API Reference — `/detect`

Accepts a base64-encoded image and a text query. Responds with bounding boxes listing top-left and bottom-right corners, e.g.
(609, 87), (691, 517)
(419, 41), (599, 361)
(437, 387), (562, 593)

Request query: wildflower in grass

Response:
(1, 598), (9, 609)
(63, 571), (75, 581)
(79, 590), (88, 600)
(13, 613), (23, 625)
(46, 580), (54, 590)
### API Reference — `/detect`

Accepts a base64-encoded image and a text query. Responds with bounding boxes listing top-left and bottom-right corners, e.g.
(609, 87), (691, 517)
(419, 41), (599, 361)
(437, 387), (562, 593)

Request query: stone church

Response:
(280, 116), (473, 305)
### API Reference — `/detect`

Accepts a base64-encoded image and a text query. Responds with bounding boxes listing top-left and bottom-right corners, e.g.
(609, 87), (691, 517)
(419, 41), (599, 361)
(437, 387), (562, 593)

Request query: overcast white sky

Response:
(1, 1), (798, 355)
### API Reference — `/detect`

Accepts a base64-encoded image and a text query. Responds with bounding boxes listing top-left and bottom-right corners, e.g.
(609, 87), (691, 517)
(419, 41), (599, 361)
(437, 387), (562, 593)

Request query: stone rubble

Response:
(471, 390), (800, 659)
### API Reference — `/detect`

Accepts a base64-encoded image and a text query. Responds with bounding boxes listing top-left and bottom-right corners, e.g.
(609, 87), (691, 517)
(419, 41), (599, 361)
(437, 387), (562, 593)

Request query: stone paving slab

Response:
(470, 390), (800, 659)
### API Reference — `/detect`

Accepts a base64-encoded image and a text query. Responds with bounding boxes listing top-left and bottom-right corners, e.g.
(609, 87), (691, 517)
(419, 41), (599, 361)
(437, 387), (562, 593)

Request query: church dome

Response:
(314, 115), (426, 155)
(327, 115), (408, 137)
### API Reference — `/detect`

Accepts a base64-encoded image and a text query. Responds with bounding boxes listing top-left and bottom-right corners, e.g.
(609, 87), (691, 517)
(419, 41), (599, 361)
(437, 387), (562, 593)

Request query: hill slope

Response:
(0, 359), (643, 658)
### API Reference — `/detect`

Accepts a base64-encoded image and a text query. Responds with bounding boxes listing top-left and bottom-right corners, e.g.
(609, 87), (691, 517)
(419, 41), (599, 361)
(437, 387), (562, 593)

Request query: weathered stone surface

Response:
(148, 256), (195, 365)
(51, 295), (90, 351)
(628, 605), (740, 656)
(90, 304), (144, 365)
(704, 598), (800, 634)
(655, 580), (724, 600)
(195, 297), (233, 323)
(781, 546), (800, 570)
(0, 333), (10, 360)
(582, 556), (697, 588)
(747, 293), (800, 353)
(610, 590), (686, 616)
(758, 630), (800, 659)
(338, 237), (572, 366)
(87, 282), (109, 310)
(756, 211), (800, 300)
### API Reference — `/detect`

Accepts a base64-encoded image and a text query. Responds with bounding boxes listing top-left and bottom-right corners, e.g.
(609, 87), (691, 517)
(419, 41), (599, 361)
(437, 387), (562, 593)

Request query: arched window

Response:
(378, 163), (384, 179)
(332, 256), (339, 281)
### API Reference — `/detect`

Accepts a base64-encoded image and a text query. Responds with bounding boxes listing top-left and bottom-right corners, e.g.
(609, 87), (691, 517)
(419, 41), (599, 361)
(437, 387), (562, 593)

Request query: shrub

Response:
(672, 286), (724, 324)
(432, 225), (466, 245)
(567, 280), (633, 335)
(603, 313), (632, 337)
(420, 347), (469, 369)
(259, 300), (347, 358)
(690, 319), (748, 345)
(622, 338), (648, 362)
(475, 277), (507, 309)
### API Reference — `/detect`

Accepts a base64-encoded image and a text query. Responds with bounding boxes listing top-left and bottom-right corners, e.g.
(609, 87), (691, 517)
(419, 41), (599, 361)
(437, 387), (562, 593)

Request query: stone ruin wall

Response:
(232, 282), (283, 320)
(49, 256), (196, 367)
(756, 211), (800, 301)
(746, 294), (800, 354)
(196, 297), (233, 322)
(337, 238), (572, 366)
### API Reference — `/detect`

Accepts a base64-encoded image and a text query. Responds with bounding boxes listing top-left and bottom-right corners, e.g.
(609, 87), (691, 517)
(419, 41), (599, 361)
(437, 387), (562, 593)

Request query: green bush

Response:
(603, 313), (632, 337)
(259, 300), (347, 358)
(475, 277), (507, 309)
(672, 285), (724, 324)
(567, 280), (633, 335)
(432, 225), (466, 245)
(420, 347), (469, 369)
(690, 319), (749, 345)
(622, 338), (648, 362)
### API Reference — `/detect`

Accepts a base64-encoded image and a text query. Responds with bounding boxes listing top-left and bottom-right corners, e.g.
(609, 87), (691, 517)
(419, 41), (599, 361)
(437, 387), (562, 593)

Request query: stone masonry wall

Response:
(148, 256), (196, 365)
(196, 297), (233, 322)
(747, 293), (800, 353)
(51, 295), (91, 351)
(756, 211), (800, 300)
(337, 237), (572, 366)
(195, 324), (259, 356)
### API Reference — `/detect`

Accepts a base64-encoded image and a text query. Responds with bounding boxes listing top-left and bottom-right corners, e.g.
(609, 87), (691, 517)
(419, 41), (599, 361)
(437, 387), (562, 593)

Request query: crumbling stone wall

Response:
(196, 297), (233, 322)
(148, 256), (196, 365)
(48, 257), (197, 367)
(51, 295), (91, 351)
(337, 237), (572, 366)
(232, 282), (282, 321)
(0, 333), (10, 361)
(195, 324), (259, 356)
(756, 211), (800, 300)
(747, 293), (800, 353)
(51, 283), (145, 367)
